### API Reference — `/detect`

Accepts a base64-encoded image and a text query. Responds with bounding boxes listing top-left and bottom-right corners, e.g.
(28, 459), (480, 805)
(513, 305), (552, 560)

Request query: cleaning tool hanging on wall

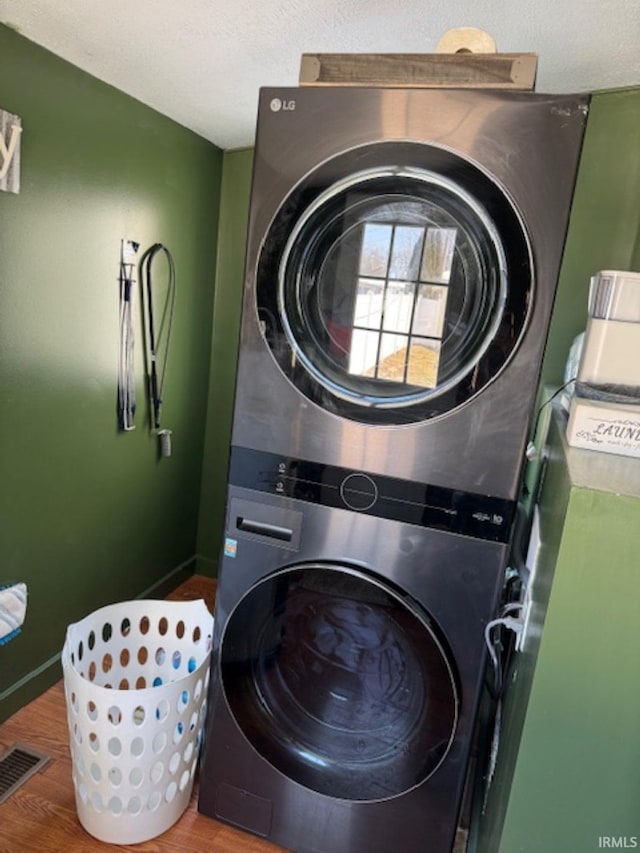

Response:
(0, 582), (27, 646)
(141, 243), (176, 458)
(117, 240), (140, 431)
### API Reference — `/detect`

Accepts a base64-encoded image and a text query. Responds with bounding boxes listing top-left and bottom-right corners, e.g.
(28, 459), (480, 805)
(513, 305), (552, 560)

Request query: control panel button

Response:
(340, 473), (378, 511)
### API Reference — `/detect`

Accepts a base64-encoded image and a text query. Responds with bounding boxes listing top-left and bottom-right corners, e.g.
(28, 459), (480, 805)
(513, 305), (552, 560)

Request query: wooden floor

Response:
(0, 574), (286, 853)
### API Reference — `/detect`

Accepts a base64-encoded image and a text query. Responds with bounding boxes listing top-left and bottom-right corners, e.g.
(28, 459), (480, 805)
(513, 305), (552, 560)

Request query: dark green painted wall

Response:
(196, 148), (253, 575)
(0, 24), (222, 720)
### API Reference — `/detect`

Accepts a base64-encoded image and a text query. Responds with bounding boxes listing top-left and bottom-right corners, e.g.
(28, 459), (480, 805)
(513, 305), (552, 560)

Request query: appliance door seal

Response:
(219, 562), (459, 802)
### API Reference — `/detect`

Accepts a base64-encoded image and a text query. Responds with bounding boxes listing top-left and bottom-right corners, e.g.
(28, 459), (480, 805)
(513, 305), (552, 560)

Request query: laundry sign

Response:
(0, 108), (22, 194)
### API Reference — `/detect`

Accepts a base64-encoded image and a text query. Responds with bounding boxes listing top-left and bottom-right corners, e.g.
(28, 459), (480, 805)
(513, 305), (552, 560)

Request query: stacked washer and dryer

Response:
(198, 87), (589, 852)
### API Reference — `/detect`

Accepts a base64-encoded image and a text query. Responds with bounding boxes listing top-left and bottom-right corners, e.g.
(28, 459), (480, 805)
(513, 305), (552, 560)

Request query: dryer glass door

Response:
(220, 564), (459, 802)
(256, 143), (532, 424)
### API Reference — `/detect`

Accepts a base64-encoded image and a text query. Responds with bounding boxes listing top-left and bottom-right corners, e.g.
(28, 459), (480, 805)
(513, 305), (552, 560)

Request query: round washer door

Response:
(256, 142), (532, 424)
(219, 564), (459, 801)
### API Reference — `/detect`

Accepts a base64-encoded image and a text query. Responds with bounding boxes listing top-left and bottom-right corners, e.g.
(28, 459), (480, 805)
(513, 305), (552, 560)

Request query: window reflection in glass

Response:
(266, 158), (524, 419)
(349, 225), (457, 388)
(407, 339), (441, 388)
(420, 228), (457, 284)
(382, 281), (413, 335)
(374, 333), (411, 383)
(349, 329), (380, 378)
(413, 285), (448, 339)
(354, 278), (384, 327)
(389, 226), (423, 280)
(358, 224), (392, 277)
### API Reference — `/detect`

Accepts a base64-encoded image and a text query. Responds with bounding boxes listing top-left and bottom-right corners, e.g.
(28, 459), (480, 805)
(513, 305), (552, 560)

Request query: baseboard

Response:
(194, 553), (218, 578)
(0, 652), (63, 724)
(139, 555), (197, 600)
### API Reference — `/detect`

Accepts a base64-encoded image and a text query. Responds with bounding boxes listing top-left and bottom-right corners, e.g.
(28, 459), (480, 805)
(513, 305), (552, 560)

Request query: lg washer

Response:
(198, 87), (589, 852)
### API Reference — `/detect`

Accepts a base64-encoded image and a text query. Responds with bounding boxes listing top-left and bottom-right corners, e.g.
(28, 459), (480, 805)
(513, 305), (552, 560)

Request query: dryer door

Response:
(257, 142), (532, 424)
(219, 563), (459, 802)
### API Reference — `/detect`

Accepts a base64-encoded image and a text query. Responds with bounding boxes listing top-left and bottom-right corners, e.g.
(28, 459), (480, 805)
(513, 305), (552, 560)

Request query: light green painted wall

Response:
(0, 24), (222, 721)
(196, 148), (253, 575)
(478, 416), (640, 852)
(524, 86), (640, 510)
(501, 449), (640, 850)
(541, 86), (640, 386)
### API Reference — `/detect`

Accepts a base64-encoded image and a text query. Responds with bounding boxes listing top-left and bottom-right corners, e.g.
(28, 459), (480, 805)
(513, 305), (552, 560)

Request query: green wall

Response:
(0, 24), (223, 721)
(501, 488), (640, 850)
(196, 148), (253, 575)
(523, 87), (640, 509)
(541, 86), (640, 385)
(478, 415), (640, 852)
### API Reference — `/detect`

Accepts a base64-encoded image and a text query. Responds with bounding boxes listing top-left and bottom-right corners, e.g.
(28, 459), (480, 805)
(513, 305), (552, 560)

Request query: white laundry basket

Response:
(62, 598), (213, 844)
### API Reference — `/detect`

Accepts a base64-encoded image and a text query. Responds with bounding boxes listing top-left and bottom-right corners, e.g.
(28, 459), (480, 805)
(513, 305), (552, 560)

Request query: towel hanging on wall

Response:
(0, 582), (27, 645)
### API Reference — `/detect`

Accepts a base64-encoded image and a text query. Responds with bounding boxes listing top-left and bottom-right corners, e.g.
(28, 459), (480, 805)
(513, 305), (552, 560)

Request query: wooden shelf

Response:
(299, 53), (538, 90)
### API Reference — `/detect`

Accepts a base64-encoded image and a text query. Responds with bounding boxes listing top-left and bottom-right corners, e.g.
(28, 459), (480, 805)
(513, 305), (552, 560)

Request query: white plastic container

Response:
(62, 598), (213, 844)
(578, 318), (640, 386)
(588, 270), (640, 321)
(579, 270), (640, 387)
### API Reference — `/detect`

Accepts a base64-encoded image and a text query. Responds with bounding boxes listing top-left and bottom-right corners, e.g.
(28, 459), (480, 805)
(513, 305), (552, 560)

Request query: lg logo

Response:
(270, 98), (296, 112)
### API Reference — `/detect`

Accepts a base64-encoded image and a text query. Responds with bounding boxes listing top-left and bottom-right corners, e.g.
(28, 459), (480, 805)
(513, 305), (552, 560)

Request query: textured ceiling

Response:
(1, 0), (639, 150)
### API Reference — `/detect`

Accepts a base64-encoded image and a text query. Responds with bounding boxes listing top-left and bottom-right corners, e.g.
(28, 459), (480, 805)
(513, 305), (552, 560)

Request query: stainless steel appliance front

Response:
(198, 86), (589, 853)
(233, 87), (588, 498)
(200, 481), (510, 853)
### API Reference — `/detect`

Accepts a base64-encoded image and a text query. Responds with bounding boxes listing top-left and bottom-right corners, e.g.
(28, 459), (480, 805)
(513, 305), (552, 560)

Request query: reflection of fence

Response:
(349, 291), (442, 385)
(414, 289), (446, 338)
(354, 289), (445, 336)
(353, 292), (413, 329)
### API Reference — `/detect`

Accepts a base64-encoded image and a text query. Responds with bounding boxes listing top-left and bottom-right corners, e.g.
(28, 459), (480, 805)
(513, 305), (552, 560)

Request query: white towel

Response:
(0, 582), (27, 645)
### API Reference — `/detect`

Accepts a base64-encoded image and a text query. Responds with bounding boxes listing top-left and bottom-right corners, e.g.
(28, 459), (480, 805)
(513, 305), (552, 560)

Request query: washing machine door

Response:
(257, 142), (532, 424)
(219, 564), (459, 802)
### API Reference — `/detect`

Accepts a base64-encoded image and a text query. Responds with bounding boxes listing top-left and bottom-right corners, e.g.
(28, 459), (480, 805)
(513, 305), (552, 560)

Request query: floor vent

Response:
(0, 743), (51, 804)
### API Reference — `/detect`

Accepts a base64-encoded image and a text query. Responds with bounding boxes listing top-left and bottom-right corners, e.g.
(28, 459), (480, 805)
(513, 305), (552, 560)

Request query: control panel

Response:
(229, 446), (515, 543)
